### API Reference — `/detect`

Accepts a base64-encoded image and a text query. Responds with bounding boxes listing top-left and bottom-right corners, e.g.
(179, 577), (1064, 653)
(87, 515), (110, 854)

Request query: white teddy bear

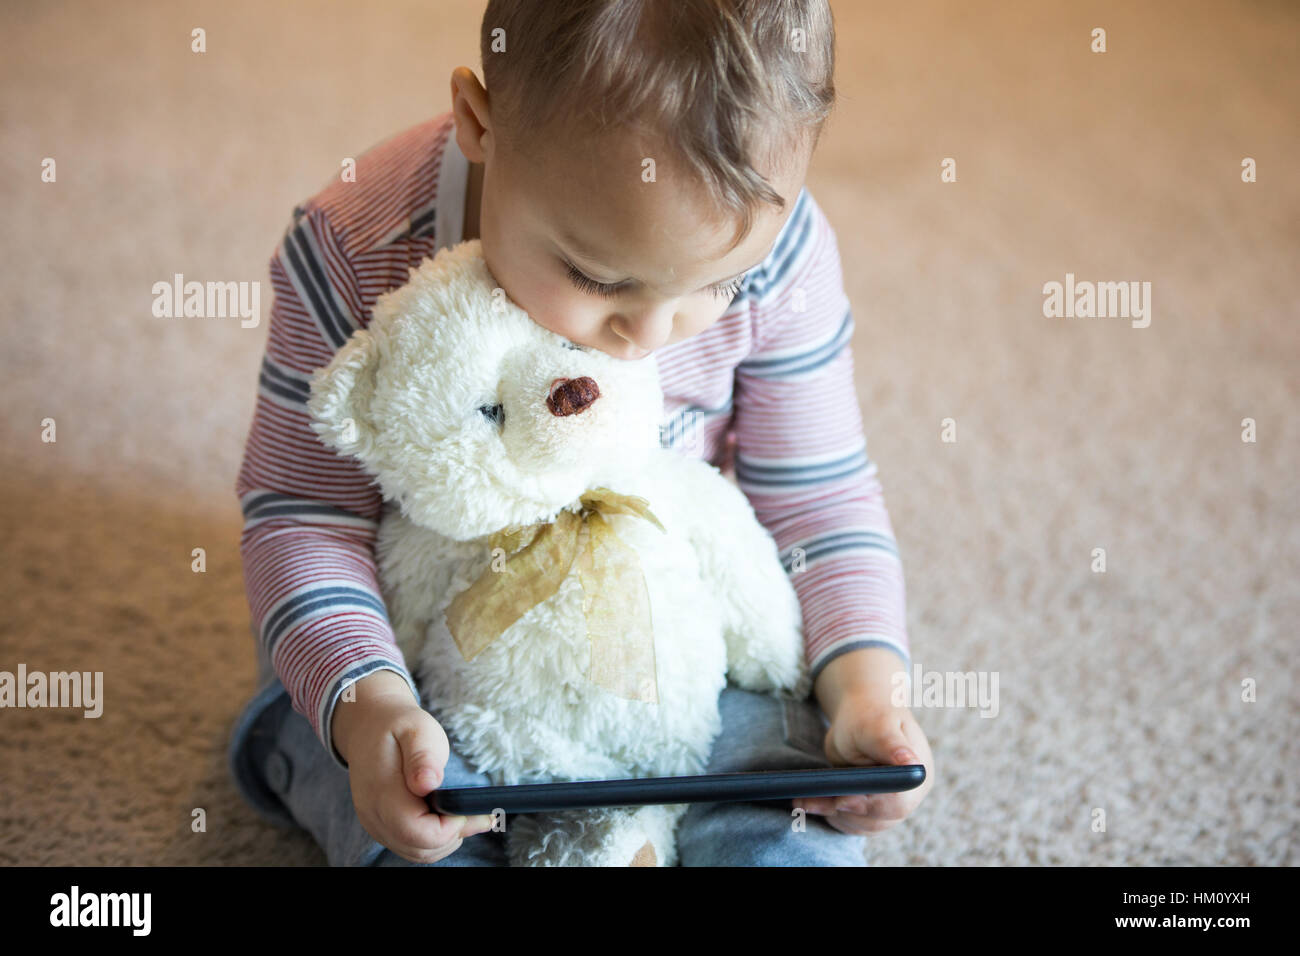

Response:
(307, 239), (807, 867)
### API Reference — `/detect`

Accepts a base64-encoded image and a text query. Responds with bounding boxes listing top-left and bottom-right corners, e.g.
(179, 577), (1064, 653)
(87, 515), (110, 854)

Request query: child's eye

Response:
(710, 275), (746, 301)
(563, 259), (747, 301)
(563, 261), (625, 298)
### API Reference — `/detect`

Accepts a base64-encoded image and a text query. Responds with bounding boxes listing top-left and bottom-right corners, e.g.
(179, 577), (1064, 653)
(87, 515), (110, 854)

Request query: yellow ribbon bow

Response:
(443, 487), (667, 703)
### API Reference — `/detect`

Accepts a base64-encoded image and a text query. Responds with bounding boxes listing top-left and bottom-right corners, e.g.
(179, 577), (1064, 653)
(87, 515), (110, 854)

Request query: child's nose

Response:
(546, 376), (600, 416)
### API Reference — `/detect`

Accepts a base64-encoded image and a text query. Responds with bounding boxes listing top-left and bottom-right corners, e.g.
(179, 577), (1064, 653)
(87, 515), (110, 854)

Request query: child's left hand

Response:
(794, 698), (934, 835)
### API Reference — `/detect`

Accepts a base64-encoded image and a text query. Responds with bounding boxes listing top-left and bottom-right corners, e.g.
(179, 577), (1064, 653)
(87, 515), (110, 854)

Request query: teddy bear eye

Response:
(562, 340), (587, 351)
(478, 403), (505, 427)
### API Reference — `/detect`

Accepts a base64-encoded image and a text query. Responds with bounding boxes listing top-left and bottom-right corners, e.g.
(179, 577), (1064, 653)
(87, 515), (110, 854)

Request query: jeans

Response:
(228, 678), (868, 866)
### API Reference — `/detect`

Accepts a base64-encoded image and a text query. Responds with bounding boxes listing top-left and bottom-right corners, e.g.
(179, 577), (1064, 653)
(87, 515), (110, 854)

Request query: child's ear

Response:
(307, 328), (380, 461)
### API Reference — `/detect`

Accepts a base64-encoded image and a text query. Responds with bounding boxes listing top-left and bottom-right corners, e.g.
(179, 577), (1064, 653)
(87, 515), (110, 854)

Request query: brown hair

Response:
(480, 0), (836, 249)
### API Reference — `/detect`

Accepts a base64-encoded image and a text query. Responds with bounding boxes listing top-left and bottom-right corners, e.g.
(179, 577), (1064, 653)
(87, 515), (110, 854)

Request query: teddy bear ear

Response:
(306, 328), (380, 461)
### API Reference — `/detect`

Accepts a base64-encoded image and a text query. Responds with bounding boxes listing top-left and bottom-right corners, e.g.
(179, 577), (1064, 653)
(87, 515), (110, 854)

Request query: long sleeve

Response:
(235, 203), (419, 770)
(731, 190), (910, 685)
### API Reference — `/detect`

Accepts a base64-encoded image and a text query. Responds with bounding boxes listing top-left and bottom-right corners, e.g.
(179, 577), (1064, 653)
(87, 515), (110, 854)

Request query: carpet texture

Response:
(1, 0), (1295, 865)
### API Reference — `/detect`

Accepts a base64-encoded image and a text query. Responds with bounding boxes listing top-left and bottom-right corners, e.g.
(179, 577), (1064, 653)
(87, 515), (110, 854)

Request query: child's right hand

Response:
(331, 670), (494, 864)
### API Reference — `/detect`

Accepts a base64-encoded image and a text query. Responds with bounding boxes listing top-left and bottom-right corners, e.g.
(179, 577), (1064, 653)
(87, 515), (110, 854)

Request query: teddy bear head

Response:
(306, 239), (664, 541)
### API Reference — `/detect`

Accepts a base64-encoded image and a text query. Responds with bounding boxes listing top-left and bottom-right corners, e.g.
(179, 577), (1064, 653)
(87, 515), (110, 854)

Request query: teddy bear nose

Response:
(547, 376), (601, 416)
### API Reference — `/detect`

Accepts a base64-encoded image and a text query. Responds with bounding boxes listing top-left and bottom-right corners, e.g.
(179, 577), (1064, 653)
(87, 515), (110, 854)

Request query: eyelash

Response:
(563, 261), (745, 301)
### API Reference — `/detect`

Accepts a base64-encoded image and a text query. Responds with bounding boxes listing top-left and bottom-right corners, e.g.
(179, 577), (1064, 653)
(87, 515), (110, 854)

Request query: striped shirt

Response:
(236, 111), (909, 769)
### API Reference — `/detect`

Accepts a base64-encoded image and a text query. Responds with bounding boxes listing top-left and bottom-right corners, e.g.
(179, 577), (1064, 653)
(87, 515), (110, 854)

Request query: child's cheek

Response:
(675, 298), (726, 340)
(521, 280), (597, 341)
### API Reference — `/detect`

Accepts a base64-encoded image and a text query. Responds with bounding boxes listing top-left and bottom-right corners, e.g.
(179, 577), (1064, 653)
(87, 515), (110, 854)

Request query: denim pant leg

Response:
(674, 685), (870, 866)
(245, 690), (508, 867)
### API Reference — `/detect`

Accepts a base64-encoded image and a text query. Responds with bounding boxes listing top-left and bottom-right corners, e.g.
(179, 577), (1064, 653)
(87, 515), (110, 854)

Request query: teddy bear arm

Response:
(374, 509), (462, 681)
(382, 588), (431, 680)
(668, 457), (806, 694)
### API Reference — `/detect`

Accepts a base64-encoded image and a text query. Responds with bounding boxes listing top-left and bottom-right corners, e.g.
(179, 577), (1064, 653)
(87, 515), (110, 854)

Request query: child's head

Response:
(451, 0), (836, 359)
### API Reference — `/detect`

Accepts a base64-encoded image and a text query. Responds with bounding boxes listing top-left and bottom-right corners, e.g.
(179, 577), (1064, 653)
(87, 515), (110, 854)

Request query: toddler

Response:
(228, 0), (932, 866)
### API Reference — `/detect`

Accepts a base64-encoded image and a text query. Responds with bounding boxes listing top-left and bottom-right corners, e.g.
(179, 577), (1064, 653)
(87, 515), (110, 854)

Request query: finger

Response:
(792, 799), (896, 836)
(829, 793), (873, 816)
(459, 812), (496, 836)
(832, 791), (913, 820)
(800, 793), (883, 818)
(395, 721), (451, 797)
(793, 796), (837, 816)
(838, 788), (918, 819)
(870, 721), (920, 766)
(377, 796), (496, 858)
(359, 804), (466, 864)
(824, 811), (902, 836)
(827, 712), (918, 768)
(377, 786), (468, 850)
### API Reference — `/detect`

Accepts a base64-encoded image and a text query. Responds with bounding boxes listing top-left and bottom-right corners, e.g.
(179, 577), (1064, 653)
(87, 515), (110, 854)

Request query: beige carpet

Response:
(1, 0), (1295, 865)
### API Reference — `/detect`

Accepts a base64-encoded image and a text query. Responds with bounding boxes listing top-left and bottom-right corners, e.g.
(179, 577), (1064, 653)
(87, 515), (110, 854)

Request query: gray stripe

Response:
(282, 219), (353, 351)
(735, 448), (870, 486)
(744, 189), (813, 301)
(810, 640), (910, 686)
(781, 531), (900, 570)
(263, 585), (390, 653)
(258, 357), (311, 405)
(241, 491), (376, 525)
(739, 308), (854, 378)
(410, 204), (438, 239)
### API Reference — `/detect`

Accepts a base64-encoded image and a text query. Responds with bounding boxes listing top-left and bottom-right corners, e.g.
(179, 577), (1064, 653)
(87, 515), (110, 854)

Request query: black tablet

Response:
(427, 765), (925, 815)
